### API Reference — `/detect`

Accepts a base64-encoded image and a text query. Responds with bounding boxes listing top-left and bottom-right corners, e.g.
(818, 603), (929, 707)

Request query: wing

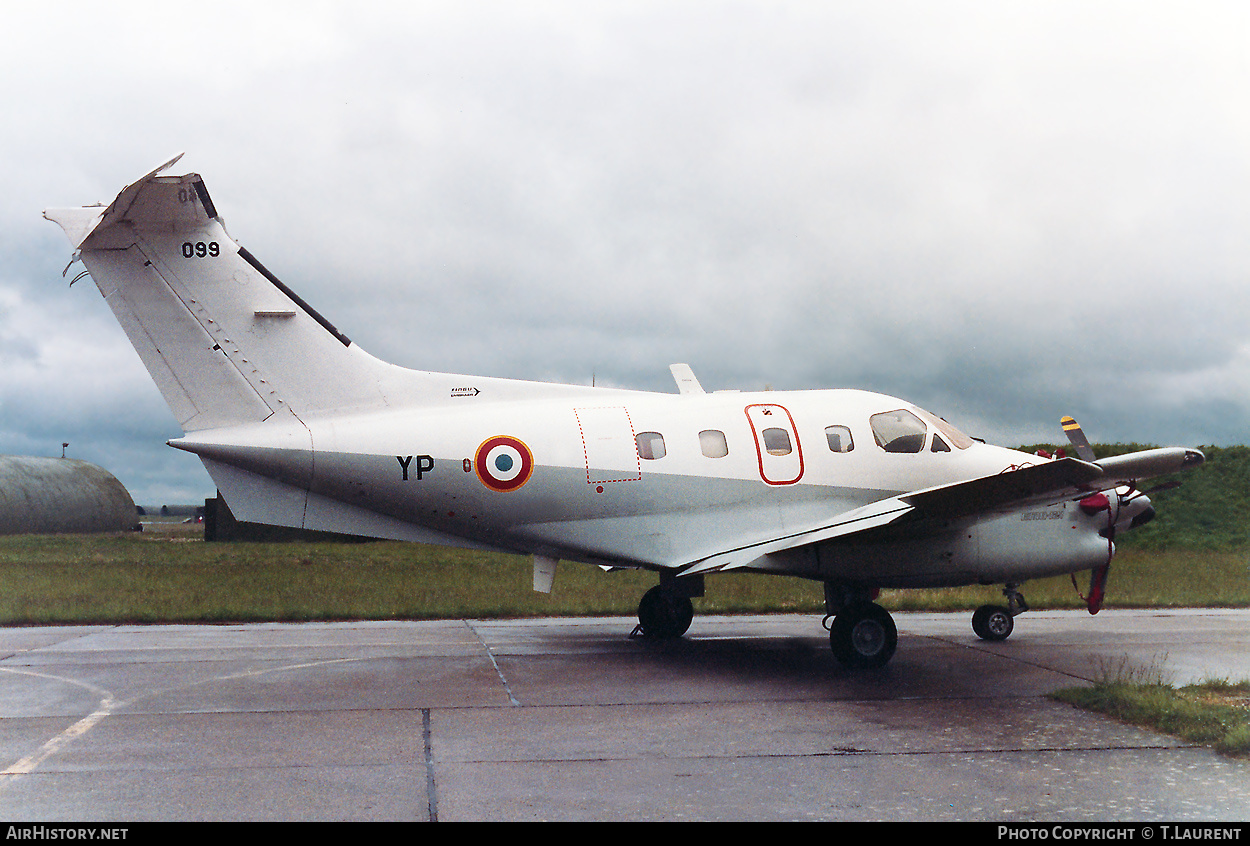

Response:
(678, 447), (1204, 576)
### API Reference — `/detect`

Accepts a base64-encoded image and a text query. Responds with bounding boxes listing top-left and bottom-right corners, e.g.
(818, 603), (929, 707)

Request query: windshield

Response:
(914, 408), (974, 450)
(870, 406), (975, 454)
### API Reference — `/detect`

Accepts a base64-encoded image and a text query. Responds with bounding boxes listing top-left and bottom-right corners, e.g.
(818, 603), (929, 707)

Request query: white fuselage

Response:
(175, 385), (1115, 588)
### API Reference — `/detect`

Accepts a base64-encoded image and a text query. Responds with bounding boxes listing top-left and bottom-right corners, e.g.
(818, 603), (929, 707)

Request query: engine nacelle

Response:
(811, 496), (1121, 589)
(1079, 486), (1154, 538)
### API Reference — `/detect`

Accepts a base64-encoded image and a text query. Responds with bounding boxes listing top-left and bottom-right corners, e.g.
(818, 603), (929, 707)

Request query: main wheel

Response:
(829, 602), (897, 668)
(972, 604), (1014, 641)
(637, 586), (694, 639)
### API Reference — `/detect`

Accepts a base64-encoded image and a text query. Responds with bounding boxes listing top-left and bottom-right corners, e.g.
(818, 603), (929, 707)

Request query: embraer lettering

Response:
(396, 454), (435, 481)
(44, 156), (1206, 670)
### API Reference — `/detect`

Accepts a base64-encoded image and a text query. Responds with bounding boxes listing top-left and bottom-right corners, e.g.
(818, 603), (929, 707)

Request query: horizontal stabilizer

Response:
(201, 456), (514, 550)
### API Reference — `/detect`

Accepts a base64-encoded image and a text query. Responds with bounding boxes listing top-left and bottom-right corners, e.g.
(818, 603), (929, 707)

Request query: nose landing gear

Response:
(972, 584), (1027, 642)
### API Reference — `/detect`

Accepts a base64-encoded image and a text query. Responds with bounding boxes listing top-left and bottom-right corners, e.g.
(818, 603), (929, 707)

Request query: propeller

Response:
(1062, 416), (1120, 614)
(1060, 414), (1195, 614)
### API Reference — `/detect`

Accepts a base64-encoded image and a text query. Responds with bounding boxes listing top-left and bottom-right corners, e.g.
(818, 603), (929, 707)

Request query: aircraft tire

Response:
(972, 605), (1014, 641)
(637, 586), (694, 639)
(829, 602), (897, 668)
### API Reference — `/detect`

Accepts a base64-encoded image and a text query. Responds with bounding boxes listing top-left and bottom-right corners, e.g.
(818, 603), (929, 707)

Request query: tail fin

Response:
(44, 156), (402, 432)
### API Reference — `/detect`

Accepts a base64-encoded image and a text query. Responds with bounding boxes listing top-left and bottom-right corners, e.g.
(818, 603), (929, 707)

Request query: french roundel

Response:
(474, 436), (534, 493)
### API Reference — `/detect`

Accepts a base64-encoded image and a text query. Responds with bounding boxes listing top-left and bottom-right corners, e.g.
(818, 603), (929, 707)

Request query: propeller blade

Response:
(1086, 563), (1110, 614)
(1061, 416), (1097, 463)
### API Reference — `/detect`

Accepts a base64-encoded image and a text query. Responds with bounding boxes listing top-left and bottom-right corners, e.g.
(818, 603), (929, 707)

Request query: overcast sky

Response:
(2, 2), (1248, 505)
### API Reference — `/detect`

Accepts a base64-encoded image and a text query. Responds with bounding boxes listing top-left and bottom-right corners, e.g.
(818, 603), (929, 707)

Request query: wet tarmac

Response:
(0, 609), (1246, 821)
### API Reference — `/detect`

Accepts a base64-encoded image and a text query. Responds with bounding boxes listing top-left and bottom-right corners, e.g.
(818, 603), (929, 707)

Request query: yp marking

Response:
(397, 455), (435, 481)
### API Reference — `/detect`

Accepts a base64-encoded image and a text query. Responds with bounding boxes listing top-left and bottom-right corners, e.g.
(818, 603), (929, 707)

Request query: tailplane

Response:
(45, 156), (409, 432)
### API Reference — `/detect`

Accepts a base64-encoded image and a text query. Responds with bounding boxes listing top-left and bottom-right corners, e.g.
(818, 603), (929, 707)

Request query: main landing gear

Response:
(632, 574), (701, 640)
(823, 584), (897, 669)
(971, 584), (1027, 642)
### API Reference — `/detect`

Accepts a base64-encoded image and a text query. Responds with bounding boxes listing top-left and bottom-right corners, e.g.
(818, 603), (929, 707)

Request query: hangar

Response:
(0, 455), (138, 535)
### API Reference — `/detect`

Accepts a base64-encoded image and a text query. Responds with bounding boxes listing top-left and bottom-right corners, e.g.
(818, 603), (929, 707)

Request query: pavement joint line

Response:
(464, 620), (521, 706)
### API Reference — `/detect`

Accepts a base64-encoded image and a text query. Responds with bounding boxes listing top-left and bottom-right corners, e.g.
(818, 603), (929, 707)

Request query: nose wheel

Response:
(971, 605), (1014, 640)
(972, 584), (1027, 641)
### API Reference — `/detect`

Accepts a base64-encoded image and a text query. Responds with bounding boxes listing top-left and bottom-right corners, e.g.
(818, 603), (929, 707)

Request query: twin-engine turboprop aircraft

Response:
(45, 156), (1205, 667)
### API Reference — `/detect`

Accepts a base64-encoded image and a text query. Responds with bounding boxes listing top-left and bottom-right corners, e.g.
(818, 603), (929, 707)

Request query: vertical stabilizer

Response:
(44, 158), (400, 432)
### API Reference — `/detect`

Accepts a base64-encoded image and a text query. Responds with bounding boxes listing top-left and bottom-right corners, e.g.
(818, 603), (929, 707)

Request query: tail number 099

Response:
(182, 241), (220, 258)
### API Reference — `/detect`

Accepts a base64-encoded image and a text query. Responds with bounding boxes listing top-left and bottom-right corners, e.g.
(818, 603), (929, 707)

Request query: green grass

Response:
(1052, 660), (1250, 758)
(0, 531), (822, 625)
(0, 531), (1246, 626)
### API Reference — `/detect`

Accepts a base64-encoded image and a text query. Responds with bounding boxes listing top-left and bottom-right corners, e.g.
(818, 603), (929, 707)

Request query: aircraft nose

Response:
(1184, 449), (1205, 468)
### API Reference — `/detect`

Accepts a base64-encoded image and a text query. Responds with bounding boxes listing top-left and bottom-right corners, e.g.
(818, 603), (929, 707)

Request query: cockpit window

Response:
(870, 409), (928, 454)
(915, 408), (975, 450)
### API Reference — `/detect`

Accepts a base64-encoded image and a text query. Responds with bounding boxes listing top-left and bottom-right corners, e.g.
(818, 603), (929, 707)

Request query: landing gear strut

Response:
(972, 584), (1027, 642)
(824, 584), (897, 668)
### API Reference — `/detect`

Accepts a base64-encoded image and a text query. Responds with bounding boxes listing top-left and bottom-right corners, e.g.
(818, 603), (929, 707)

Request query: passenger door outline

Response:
(744, 403), (804, 485)
(574, 406), (642, 485)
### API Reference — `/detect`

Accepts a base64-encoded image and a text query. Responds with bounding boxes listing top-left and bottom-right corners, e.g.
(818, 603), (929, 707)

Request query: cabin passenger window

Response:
(761, 427), (792, 456)
(699, 429), (729, 458)
(825, 425), (854, 453)
(636, 432), (666, 460)
(869, 409), (928, 454)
